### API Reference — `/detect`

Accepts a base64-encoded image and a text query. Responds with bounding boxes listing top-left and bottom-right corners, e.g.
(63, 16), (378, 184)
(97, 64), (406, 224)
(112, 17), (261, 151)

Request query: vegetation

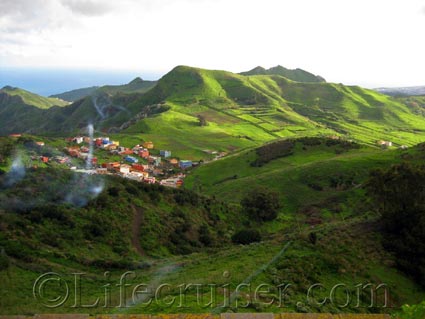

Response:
(0, 86), (68, 109)
(367, 163), (425, 286)
(2, 66), (425, 316)
(3, 65), (425, 160)
(240, 65), (326, 83)
(396, 301), (425, 319)
(241, 187), (281, 222)
(231, 229), (262, 244)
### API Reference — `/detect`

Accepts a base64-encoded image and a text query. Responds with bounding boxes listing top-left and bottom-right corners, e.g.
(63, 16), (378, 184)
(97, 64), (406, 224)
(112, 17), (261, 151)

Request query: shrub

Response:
(232, 229), (261, 245)
(241, 187), (281, 222)
(367, 163), (425, 286)
(251, 140), (295, 167)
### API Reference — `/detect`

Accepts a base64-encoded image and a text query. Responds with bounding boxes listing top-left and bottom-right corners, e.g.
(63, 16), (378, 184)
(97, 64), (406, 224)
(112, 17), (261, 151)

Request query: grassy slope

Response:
(240, 65), (326, 83)
(0, 138), (243, 314)
(1, 86), (68, 108)
(1, 137), (425, 315)
(119, 66), (425, 160)
(2, 66), (425, 157)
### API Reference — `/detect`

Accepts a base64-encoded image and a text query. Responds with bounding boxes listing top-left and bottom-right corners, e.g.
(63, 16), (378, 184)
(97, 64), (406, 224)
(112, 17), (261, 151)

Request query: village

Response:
(12, 133), (200, 188)
(59, 135), (199, 188)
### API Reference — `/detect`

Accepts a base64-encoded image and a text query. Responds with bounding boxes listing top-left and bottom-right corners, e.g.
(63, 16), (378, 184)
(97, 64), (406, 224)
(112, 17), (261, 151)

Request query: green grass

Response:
(1, 86), (69, 109)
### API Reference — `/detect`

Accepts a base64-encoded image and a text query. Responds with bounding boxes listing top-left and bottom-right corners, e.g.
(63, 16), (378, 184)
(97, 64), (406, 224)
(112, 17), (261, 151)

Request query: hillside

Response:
(118, 65), (425, 159)
(0, 86), (68, 109)
(1, 137), (424, 315)
(50, 77), (157, 102)
(2, 65), (425, 160)
(240, 65), (326, 82)
(49, 85), (99, 102)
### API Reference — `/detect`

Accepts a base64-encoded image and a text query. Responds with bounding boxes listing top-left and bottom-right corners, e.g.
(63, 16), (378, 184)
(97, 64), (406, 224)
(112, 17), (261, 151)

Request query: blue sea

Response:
(0, 68), (161, 96)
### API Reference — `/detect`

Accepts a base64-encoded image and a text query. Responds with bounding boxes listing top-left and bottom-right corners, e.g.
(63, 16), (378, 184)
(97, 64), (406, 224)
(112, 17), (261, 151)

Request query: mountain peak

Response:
(240, 65), (325, 83)
(129, 77), (144, 84)
(1, 85), (17, 91)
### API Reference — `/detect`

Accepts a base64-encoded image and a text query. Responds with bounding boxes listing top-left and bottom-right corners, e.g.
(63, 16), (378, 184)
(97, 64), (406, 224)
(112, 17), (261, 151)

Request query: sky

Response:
(0, 0), (425, 89)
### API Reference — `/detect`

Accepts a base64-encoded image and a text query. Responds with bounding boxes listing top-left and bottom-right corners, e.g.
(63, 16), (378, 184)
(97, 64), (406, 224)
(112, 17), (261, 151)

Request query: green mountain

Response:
(117, 65), (425, 159)
(49, 85), (99, 102)
(50, 77), (157, 102)
(2, 65), (425, 160)
(0, 86), (68, 109)
(240, 65), (326, 82)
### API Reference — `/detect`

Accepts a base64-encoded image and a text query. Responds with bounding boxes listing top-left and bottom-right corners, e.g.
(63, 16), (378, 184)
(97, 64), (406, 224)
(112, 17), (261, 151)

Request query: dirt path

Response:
(131, 206), (144, 256)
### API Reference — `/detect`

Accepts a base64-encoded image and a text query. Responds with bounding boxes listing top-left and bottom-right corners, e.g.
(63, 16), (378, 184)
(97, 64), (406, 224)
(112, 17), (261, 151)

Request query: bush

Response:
(0, 253), (9, 270)
(251, 140), (295, 167)
(241, 187), (281, 222)
(232, 229), (261, 245)
(397, 301), (425, 319)
(367, 163), (425, 286)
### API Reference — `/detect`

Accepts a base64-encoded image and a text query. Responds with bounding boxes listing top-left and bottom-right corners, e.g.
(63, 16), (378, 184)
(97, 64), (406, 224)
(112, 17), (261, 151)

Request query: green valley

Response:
(1, 65), (425, 318)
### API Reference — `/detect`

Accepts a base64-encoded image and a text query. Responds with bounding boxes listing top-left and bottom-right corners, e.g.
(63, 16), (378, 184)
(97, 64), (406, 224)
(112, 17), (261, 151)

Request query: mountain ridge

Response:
(2, 65), (425, 160)
(240, 65), (326, 83)
(50, 77), (158, 102)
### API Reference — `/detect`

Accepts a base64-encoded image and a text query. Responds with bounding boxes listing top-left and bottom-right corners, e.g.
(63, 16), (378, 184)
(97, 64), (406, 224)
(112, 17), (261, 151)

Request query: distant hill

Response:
(375, 86), (425, 96)
(50, 77), (157, 102)
(240, 65), (326, 83)
(0, 86), (68, 109)
(50, 86), (99, 102)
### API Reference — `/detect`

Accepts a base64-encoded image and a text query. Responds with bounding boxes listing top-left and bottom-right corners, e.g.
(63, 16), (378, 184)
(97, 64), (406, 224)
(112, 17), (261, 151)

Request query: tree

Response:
(241, 187), (281, 222)
(366, 163), (425, 286)
(197, 115), (207, 126)
(232, 229), (261, 245)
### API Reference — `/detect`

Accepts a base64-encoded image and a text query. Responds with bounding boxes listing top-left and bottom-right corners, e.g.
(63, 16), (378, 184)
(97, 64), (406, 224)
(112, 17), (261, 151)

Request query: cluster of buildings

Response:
(65, 136), (194, 188)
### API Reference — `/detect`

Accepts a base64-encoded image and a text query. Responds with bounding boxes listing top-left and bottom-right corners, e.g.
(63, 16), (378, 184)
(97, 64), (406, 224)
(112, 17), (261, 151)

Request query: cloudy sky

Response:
(0, 0), (424, 87)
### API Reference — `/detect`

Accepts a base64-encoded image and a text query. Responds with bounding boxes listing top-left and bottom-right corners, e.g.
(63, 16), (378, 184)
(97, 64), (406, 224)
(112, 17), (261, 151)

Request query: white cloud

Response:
(0, 0), (424, 87)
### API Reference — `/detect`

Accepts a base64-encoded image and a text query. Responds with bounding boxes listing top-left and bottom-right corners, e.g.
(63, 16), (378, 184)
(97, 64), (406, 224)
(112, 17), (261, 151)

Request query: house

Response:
(36, 141), (45, 147)
(179, 160), (193, 169)
(377, 140), (392, 148)
(66, 147), (80, 157)
(73, 137), (84, 144)
(96, 168), (108, 175)
(125, 156), (138, 164)
(102, 137), (110, 144)
(399, 145), (409, 150)
(148, 156), (161, 166)
(127, 172), (144, 181)
(41, 156), (49, 163)
(91, 157), (98, 165)
(80, 146), (89, 153)
(119, 148), (134, 155)
(138, 148), (150, 158)
(104, 144), (117, 151)
(95, 139), (103, 147)
(9, 133), (22, 138)
(83, 137), (91, 143)
(131, 164), (145, 172)
(55, 156), (69, 164)
(152, 168), (164, 176)
(169, 158), (179, 165)
(120, 164), (131, 174)
(104, 162), (121, 172)
(160, 150), (172, 158)
(144, 177), (156, 184)
(143, 141), (154, 149)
